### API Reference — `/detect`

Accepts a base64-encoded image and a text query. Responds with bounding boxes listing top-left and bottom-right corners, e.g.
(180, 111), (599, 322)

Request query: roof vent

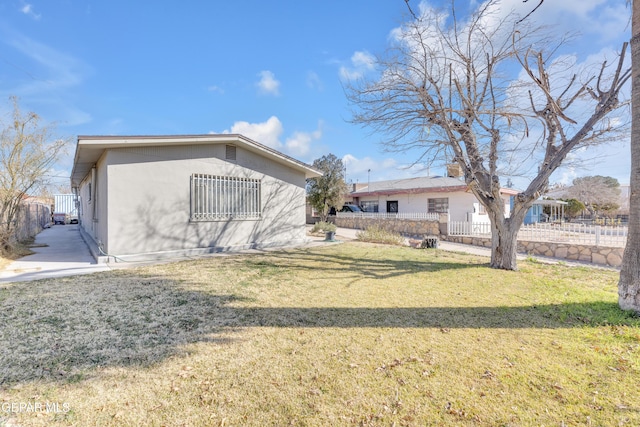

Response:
(225, 145), (237, 161)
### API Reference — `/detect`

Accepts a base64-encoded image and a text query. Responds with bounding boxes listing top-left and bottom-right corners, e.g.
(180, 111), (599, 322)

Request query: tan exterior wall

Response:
(77, 144), (307, 260)
(77, 152), (109, 250)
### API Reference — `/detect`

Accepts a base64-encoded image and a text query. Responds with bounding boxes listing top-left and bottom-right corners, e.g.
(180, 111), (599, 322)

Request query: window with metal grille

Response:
(427, 197), (449, 213)
(190, 174), (261, 221)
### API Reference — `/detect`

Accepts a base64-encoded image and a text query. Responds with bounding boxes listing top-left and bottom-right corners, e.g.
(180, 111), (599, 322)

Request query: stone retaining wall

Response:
(442, 235), (623, 267)
(336, 216), (624, 268)
(335, 217), (440, 237)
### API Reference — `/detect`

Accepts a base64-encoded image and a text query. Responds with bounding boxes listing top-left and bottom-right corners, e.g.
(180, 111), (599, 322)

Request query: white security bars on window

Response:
(191, 174), (261, 220)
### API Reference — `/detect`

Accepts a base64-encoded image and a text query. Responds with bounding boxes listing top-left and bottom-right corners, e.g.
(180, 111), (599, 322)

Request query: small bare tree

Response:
(347, 1), (630, 270)
(0, 97), (67, 251)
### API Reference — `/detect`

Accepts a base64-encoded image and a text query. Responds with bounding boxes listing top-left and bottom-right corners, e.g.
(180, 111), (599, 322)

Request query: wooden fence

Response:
(2, 202), (52, 243)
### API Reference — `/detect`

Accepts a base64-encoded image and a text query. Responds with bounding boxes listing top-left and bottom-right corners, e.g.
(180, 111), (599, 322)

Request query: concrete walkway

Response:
(0, 225), (111, 283)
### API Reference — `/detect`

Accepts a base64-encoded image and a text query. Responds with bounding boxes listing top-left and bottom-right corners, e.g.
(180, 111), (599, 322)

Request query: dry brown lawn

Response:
(0, 242), (639, 426)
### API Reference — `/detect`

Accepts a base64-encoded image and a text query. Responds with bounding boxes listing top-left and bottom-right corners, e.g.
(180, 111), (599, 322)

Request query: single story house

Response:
(347, 176), (517, 223)
(70, 134), (321, 262)
(523, 199), (568, 224)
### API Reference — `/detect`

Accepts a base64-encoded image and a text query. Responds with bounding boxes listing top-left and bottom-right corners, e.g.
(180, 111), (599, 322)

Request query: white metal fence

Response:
(448, 221), (492, 236)
(448, 221), (628, 248)
(337, 212), (441, 221)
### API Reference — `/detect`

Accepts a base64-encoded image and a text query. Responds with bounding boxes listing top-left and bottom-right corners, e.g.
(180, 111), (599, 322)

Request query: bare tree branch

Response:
(346, 0), (630, 270)
(517, 0), (545, 24)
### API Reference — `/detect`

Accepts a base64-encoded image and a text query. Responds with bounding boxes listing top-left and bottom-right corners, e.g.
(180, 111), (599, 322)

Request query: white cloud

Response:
(443, 0), (628, 43)
(20, 2), (41, 20)
(220, 116), (322, 159)
(339, 51), (375, 80)
(285, 127), (322, 158)
(207, 85), (224, 94)
(2, 32), (90, 95)
(256, 70), (280, 96)
(0, 28), (93, 128)
(553, 166), (578, 186)
(343, 152), (462, 184)
(306, 71), (323, 91)
(223, 116), (284, 149)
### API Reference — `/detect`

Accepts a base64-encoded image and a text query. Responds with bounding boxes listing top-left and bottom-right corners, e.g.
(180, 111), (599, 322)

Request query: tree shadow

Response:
(232, 302), (639, 329)
(1, 270), (637, 388)
(239, 245), (490, 283)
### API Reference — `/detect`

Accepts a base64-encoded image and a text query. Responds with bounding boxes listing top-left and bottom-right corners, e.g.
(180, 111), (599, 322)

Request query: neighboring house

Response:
(347, 176), (516, 223)
(70, 134), (321, 262)
(522, 199), (568, 224)
(542, 183), (630, 221)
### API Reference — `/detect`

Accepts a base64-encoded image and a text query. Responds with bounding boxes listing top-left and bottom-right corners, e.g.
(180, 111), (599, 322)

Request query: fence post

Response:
(595, 225), (601, 247)
(441, 212), (450, 236)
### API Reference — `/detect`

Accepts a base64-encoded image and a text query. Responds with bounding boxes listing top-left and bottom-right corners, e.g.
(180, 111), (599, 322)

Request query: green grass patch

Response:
(0, 242), (639, 426)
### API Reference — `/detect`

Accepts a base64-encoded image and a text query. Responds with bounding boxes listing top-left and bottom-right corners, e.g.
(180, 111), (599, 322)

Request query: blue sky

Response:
(0, 0), (631, 190)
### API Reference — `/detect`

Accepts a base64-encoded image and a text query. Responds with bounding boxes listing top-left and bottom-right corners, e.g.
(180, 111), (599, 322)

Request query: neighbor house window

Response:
(190, 174), (261, 221)
(428, 197), (449, 213)
(478, 203), (486, 214)
(360, 201), (379, 212)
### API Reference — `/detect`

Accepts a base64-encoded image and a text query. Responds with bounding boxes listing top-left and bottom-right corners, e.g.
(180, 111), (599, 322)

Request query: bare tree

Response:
(565, 176), (621, 217)
(619, 0), (640, 312)
(347, 1), (630, 270)
(0, 97), (67, 251)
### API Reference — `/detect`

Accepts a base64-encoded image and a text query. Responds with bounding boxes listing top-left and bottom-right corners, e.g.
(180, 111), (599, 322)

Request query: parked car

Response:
(329, 204), (363, 215)
(341, 204), (363, 212)
(53, 212), (69, 225)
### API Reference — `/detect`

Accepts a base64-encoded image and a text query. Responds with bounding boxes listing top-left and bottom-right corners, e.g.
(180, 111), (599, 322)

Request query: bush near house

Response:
(356, 224), (405, 246)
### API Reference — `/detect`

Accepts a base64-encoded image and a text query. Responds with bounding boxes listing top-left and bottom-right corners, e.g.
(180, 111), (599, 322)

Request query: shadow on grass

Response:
(1, 269), (638, 388)
(233, 302), (639, 329)
(240, 246), (490, 281)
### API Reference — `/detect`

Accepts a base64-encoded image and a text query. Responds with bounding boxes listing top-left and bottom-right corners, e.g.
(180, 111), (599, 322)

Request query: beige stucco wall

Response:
(77, 144), (307, 260)
(77, 152), (109, 249)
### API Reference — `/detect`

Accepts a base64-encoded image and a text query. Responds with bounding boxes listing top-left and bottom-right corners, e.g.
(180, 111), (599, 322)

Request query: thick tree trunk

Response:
(489, 217), (522, 270)
(619, 1), (640, 313)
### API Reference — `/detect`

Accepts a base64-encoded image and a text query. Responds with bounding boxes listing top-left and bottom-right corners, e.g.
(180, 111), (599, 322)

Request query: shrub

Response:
(311, 221), (336, 233)
(356, 225), (404, 246)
